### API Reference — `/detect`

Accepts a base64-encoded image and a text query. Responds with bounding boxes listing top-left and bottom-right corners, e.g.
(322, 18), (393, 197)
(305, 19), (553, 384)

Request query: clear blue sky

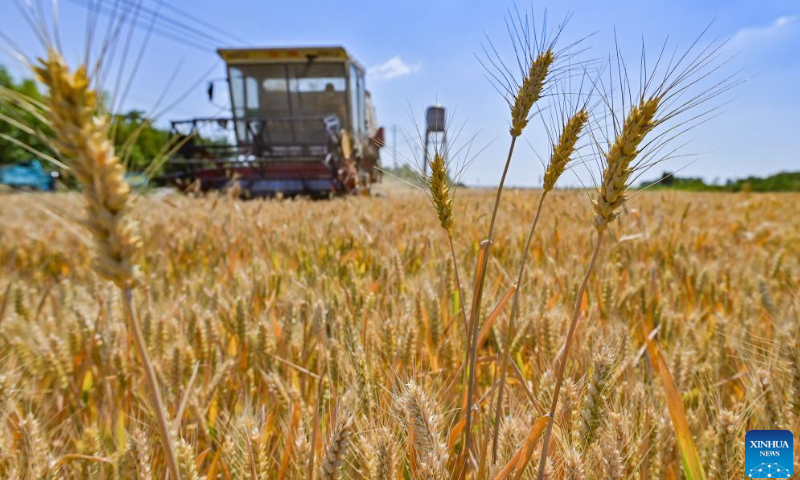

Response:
(1, 0), (798, 187)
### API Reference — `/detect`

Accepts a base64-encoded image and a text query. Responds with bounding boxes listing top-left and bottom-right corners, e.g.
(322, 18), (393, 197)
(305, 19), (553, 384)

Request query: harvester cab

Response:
(166, 46), (383, 197)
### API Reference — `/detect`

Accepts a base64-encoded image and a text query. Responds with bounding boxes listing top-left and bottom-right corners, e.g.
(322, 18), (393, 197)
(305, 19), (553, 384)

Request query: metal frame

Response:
(169, 114), (341, 160)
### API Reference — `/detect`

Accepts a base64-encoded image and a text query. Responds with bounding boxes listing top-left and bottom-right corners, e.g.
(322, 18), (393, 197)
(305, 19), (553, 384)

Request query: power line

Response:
(64, 0), (214, 52)
(66, 0), (249, 53)
(142, 0), (249, 46)
(99, 0), (232, 47)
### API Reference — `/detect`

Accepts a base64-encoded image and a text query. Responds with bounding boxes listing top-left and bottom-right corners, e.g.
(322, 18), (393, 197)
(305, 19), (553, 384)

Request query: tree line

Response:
(1, 65), (171, 173)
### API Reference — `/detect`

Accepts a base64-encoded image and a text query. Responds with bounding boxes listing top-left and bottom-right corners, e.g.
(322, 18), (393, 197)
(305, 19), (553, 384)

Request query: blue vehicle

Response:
(125, 172), (150, 189)
(0, 160), (58, 191)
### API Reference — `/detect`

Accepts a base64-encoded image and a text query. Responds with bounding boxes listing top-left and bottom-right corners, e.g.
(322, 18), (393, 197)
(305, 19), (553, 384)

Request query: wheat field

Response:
(1, 189), (798, 479)
(0, 3), (796, 477)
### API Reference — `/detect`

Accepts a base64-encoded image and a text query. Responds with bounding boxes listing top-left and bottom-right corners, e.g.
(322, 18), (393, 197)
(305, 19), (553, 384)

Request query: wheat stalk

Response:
(32, 49), (180, 480)
(463, 46), (555, 475)
(491, 106), (588, 460)
(536, 96), (660, 480)
(426, 150), (468, 335)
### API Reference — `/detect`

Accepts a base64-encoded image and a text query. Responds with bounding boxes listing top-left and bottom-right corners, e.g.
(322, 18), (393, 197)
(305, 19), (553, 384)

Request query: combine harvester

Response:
(165, 46), (384, 197)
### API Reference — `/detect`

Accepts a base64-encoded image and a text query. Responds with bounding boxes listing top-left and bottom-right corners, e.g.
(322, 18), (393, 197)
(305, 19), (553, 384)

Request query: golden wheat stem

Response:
(486, 137), (517, 240)
(307, 365), (326, 480)
(536, 231), (605, 480)
(33, 50), (180, 480)
(121, 289), (180, 480)
(449, 235), (469, 336)
(491, 110), (587, 459)
(490, 189), (548, 461)
(462, 136), (517, 476)
(463, 50), (556, 467)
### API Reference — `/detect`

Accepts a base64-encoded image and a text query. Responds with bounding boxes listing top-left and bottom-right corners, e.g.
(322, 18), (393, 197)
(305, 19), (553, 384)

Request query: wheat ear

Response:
(543, 109), (589, 192)
(428, 152), (454, 236)
(510, 50), (555, 137)
(577, 347), (616, 450)
(33, 50), (180, 480)
(403, 382), (447, 477)
(176, 437), (199, 480)
(319, 414), (352, 480)
(599, 432), (624, 480)
(371, 428), (395, 480)
(33, 52), (139, 288)
(427, 151), (468, 336)
(592, 97), (658, 231)
(563, 448), (585, 480)
(710, 409), (739, 480)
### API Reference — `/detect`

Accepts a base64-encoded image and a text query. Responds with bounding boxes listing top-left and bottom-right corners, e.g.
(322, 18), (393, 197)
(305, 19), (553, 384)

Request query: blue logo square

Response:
(746, 430), (794, 478)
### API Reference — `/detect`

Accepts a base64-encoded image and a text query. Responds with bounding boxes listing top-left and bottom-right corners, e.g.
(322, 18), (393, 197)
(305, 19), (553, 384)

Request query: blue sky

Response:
(1, 0), (798, 187)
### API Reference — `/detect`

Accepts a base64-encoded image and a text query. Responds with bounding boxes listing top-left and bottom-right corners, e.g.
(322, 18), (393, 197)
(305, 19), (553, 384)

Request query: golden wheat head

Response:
(510, 49), (554, 137)
(320, 414), (352, 480)
(543, 108), (588, 191)
(592, 97), (658, 231)
(34, 49), (141, 288)
(427, 152), (454, 235)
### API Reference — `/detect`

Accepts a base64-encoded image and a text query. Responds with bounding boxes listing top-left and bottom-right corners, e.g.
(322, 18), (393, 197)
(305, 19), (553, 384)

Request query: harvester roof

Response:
(217, 46), (364, 71)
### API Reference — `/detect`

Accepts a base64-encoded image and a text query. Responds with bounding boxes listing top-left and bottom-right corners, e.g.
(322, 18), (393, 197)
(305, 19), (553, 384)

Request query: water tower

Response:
(423, 105), (446, 175)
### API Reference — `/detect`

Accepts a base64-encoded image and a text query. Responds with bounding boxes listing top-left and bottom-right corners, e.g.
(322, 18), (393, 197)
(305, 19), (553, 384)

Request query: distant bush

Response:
(111, 110), (172, 173)
(642, 171), (800, 192)
(0, 66), (51, 165)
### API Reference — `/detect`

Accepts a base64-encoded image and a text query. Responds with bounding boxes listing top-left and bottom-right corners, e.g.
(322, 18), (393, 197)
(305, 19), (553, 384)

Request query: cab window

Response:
(349, 64), (366, 134)
(287, 62), (348, 124)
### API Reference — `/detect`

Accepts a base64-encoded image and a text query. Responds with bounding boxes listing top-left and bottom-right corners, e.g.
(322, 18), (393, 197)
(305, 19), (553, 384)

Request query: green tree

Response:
(0, 66), (52, 166)
(111, 109), (172, 173)
(2, 65), (175, 175)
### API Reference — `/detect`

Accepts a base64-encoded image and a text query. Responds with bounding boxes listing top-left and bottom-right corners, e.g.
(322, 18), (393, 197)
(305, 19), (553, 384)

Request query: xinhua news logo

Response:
(746, 430), (794, 478)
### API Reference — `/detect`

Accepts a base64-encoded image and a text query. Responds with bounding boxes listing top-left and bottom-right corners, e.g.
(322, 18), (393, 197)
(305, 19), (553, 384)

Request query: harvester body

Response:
(166, 46), (382, 196)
